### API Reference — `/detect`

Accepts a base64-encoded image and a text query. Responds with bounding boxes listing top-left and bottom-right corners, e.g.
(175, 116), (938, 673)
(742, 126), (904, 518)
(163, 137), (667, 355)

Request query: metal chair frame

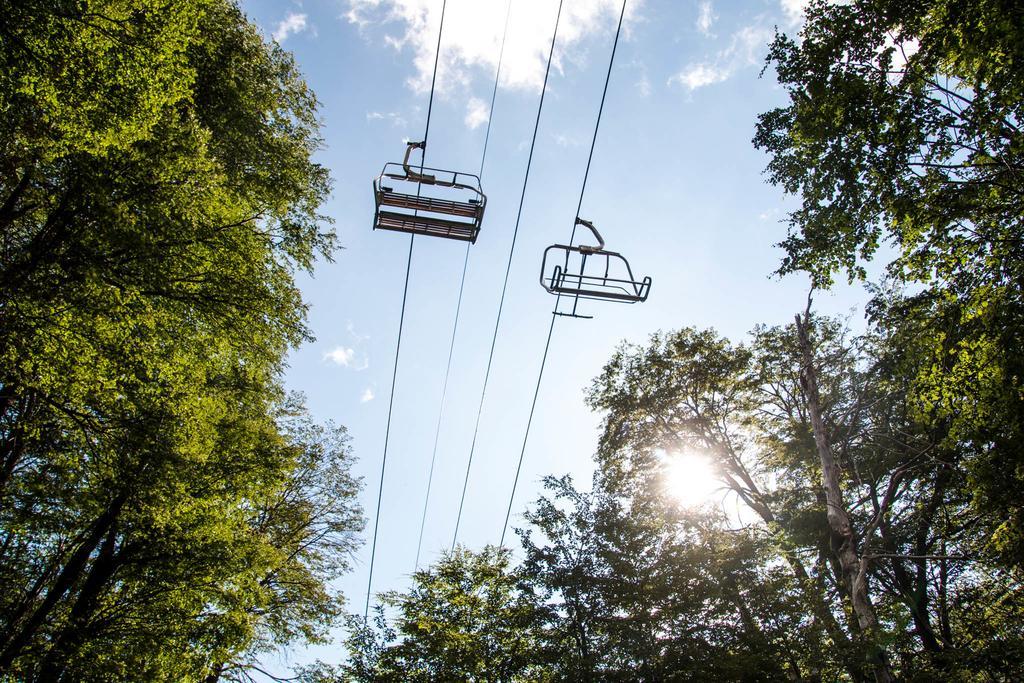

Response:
(540, 218), (651, 318)
(373, 141), (486, 243)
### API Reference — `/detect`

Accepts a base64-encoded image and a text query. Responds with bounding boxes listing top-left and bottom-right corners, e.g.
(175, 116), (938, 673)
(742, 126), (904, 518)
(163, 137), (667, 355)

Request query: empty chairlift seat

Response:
(540, 218), (651, 312)
(373, 141), (486, 243)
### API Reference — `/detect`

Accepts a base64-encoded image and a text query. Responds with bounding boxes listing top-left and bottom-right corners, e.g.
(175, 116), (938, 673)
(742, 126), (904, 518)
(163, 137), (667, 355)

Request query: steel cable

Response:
(414, 0), (515, 571)
(451, 0), (567, 550)
(364, 0), (448, 618)
(500, 0), (629, 546)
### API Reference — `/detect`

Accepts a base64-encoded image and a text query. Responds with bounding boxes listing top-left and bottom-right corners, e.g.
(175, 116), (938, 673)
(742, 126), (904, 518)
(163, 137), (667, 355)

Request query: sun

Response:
(662, 451), (720, 507)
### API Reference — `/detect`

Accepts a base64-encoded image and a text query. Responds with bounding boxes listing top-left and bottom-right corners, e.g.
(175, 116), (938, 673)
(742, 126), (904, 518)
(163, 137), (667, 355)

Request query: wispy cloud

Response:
(323, 324), (371, 370)
(779, 0), (810, 26)
(360, 387), (375, 402)
(696, 1), (716, 37)
(669, 24), (773, 91)
(636, 73), (652, 97)
(344, 0), (643, 94)
(324, 346), (357, 367)
(366, 110), (409, 127)
(672, 63), (729, 90)
(464, 97), (490, 130)
(552, 132), (584, 148)
(273, 12), (309, 43)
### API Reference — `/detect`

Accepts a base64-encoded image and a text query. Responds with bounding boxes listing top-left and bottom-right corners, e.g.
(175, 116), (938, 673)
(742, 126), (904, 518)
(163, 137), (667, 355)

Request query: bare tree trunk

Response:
(0, 493), (126, 673)
(36, 521), (123, 682)
(705, 443), (864, 681)
(795, 312), (896, 683)
(712, 453), (864, 681)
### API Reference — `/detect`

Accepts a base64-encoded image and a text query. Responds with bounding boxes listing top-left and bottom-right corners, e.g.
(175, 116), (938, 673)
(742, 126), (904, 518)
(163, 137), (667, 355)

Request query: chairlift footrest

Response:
(375, 210), (479, 243)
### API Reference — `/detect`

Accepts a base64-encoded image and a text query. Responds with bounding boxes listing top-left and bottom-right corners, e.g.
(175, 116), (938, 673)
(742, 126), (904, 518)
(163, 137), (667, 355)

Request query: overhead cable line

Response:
(365, 0), (448, 619)
(415, 0), (515, 571)
(451, 0), (568, 550)
(500, 0), (629, 547)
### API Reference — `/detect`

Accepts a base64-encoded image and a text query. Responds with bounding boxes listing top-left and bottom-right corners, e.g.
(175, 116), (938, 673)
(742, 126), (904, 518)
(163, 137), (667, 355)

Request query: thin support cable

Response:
(451, 0), (567, 550)
(413, 0), (514, 570)
(499, 0), (629, 545)
(415, 241), (470, 570)
(421, 0), (447, 152)
(500, 312), (556, 546)
(570, 0), (627, 245)
(364, 233), (414, 617)
(364, 0), (447, 618)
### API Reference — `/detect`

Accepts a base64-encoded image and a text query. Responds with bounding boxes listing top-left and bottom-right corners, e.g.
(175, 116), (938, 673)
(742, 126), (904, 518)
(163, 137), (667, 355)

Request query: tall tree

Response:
(587, 318), (1024, 679)
(343, 546), (552, 682)
(0, 1), (357, 680)
(754, 0), (1024, 566)
(795, 310), (894, 682)
(337, 316), (1023, 680)
(519, 472), (810, 682)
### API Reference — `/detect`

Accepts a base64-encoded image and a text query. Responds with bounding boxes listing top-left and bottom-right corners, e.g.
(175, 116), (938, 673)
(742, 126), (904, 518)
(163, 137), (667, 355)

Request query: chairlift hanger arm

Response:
(575, 217), (605, 253)
(402, 140), (437, 184)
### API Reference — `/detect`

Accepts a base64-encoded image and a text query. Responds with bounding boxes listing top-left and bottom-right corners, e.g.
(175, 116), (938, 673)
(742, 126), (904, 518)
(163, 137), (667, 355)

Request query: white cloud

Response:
(696, 1), (716, 37)
(366, 110), (409, 127)
(670, 24), (773, 91)
(273, 12), (309, 43)
(672, 63), (729, 90)
(346, 320), (371, 342)
(464, 97), (490, 129)
(552, 132), (583, 148)
(780, 0), (810, 25)
(780, 0), (857, 26)
(345, 0), (642, 94)
(636, 73), (651, 97)
(360, 387), (375, 402)
(324, 346), (356, 367)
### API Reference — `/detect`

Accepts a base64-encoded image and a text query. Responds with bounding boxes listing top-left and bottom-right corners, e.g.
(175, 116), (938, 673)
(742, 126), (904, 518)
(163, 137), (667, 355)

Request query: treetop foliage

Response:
(347, 316), (1024, 681)
(755, 0), (1023, 291)
(0, 1), (359, 680)
(755, 0), (1024, 567)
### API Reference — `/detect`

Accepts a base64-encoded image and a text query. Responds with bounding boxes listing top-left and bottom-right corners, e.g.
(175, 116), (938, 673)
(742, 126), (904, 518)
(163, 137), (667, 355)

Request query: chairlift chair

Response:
(373, 141), (486, 243)
(540, 217), (651, 317)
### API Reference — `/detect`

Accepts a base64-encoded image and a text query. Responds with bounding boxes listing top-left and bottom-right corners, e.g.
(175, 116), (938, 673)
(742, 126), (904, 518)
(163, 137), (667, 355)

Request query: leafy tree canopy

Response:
(0, 1), (358, 680)
(755, 0), (1024, 567)
(347, 316), (1024, 681)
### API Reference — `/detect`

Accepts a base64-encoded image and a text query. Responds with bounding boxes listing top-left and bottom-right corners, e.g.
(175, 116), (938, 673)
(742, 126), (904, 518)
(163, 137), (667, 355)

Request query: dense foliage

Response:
(0, 1), (360, 680)
(344, 547), (551, 682)
(346, 316), (1023, 681)
(754, 0), (1024, 567)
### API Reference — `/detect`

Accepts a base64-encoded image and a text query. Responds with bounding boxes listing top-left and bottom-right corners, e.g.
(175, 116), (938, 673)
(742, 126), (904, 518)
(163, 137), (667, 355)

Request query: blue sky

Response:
(239, 0), (870, 668)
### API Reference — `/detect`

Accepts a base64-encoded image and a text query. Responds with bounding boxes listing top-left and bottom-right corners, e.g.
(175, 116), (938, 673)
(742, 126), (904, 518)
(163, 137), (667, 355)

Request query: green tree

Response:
(754, 0), (1024, 566)
(336, 315), (1023, 680)
(587, 318), (1024, 680)
(202, 407), (363, 683)
(519, 472), (809, 682)
(0, 1), (356, 680)
(343, 444), (818, 681)
(344, 546), (552, 682)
